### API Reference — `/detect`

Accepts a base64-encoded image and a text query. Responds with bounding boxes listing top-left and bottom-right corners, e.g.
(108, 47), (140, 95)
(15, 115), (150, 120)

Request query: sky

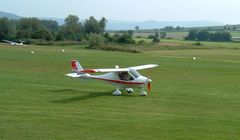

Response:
(1, 0), (240, 24)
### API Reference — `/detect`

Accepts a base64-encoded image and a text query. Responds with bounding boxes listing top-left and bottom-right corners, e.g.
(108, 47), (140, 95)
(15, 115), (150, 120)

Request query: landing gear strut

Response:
(112, 88), (121, 96)
(126, 88), (134, 94)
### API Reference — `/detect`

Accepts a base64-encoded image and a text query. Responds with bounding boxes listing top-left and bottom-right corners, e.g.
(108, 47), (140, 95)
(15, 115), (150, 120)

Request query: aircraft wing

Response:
(81, 64), (158, 73)
(129, 64), (159, 70)
(83, 68), (129, 73)
(3, 40), (12, 43)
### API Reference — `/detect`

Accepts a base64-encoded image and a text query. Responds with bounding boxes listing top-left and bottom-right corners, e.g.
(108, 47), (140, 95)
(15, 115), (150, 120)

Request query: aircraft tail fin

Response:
(71, 60), (83, 73)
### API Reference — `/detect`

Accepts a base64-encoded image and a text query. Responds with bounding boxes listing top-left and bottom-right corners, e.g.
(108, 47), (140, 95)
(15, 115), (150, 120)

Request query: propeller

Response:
(147, 83), (151, 92)
(146, 79), (152, 92)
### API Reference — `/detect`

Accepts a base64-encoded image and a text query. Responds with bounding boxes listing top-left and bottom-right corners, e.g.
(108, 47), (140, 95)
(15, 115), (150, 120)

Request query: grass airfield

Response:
(1, 43), (240, 140)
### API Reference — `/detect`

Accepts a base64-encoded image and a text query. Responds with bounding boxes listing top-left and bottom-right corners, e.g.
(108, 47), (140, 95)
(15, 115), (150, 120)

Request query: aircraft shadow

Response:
(49, 89), (140, 104)
(49, 89), (112, 104)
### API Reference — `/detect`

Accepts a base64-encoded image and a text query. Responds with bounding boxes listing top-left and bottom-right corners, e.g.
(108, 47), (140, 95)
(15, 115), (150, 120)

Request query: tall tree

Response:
(135, 25), (140, 32)
(17, 17), (43, 39)
(0, 18), (16, 40)
(99, 17), (107, 33)
(63, 15), (82, 40)
(84, 16), (107, 34)
(41, 20), (59, 33)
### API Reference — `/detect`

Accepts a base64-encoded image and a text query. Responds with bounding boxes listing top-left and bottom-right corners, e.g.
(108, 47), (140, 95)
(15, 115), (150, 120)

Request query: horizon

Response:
(1, 0), (240, 24)
(0, 11), (226, 24)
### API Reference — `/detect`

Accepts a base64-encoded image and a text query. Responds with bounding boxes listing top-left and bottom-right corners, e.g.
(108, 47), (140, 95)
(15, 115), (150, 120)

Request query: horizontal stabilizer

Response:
(65, 73), (82, 78)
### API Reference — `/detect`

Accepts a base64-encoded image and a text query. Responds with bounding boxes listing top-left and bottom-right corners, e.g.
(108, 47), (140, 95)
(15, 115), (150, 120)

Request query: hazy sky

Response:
(1, 0), (240, 24)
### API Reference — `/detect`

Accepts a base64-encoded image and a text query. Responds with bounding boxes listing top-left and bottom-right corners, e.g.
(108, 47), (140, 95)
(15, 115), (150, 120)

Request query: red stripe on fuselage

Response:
(80, 69), (96, 73)
(92, 77), (145, 85)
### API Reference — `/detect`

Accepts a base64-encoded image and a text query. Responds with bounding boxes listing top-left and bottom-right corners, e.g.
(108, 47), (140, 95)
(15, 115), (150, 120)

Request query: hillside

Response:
(0, 11), (21, 19)
(107, 20), (224, 30)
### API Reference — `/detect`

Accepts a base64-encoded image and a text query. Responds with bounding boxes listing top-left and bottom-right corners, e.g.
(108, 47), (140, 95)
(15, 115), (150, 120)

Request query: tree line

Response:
(0, 15), (139, 47)
(0, 15), (107, 42)
(185, 30), (232, 42)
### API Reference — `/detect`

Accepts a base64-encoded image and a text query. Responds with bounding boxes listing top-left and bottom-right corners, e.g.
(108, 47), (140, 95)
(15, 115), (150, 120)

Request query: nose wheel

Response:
(140, 89), (148, 96)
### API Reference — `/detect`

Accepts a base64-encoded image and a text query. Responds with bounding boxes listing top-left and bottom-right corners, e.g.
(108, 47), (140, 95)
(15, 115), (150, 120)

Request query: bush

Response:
(193, 41), (201, 46)
(152, 32), (160, 42)
(87, 33), (105, 48)
(137, 40), (146, 45)
(112, 32), (135, 44)
(24, 39), (31, 44)
(100, 46), (140, 53)
(160, 32), (167, 39)
(148, 34), (154, 39)
(185, 30), (198, 40)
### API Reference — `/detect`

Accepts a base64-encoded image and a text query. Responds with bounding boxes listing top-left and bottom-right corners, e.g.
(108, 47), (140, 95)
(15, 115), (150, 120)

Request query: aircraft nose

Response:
(146, 78), (152, 83)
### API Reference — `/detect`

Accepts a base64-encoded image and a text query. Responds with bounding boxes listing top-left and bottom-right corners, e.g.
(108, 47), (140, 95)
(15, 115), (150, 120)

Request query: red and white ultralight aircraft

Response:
(66, 60), (158, 96)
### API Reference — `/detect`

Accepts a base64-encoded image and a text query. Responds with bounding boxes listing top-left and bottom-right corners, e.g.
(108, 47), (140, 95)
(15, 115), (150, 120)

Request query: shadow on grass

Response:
(49, 89), (141, 104)
(49, 89), (111, 103)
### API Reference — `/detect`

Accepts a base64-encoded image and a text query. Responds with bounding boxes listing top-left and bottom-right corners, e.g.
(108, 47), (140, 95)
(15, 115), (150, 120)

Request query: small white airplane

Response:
(66, 60), (158, 96)
(2, 40), (26, 46)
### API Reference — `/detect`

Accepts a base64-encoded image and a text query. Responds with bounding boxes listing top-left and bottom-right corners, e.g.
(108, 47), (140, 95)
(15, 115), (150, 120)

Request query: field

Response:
(1, 43), (240, 140)
(134, 31), (240, 40)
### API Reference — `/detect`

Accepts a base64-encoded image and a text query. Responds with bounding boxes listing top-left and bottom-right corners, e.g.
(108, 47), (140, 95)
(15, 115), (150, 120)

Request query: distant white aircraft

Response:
(66, 60), (159, 96)
(2, 40), (26, 46)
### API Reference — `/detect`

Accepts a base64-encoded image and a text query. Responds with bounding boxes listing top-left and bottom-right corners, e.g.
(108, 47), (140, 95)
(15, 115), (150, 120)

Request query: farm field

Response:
(0, 43), (240, 140)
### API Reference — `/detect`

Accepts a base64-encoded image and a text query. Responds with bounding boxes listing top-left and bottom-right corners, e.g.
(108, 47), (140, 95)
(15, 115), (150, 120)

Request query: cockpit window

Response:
(129, 69), (140, 78)
(118, 72), (134, 81)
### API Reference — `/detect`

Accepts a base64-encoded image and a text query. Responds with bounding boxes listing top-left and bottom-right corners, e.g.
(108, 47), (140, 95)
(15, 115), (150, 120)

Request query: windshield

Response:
(129, 69), (140, 78)
(118, 72), (134, 81)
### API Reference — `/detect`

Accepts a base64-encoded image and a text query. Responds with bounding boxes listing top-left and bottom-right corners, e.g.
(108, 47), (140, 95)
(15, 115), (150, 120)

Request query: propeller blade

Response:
(147, 83), (151, 92)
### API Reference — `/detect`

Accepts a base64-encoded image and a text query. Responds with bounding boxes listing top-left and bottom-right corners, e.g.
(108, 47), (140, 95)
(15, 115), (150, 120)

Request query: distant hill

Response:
(0, 11), (21, 19)
(107, 20), (225, 30)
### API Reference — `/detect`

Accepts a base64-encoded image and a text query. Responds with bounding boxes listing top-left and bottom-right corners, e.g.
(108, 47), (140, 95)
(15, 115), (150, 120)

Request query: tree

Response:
(160, 32), (167, 39)
(0, 18), (16, 40)
(41, 20), (58, 33)
(63, 15), (82, 40)
(99, 17), (107, 33)
(127, 30), (133, 36)
(209, 32), (231, 42)
(35, 28), (53, 41)
(113, 33), (121, 42)
(84, 16), (107, 34)
(163, 26), (174, 31)
(197, 30), (209, 41)
(118, 32), (135, 44)
(87, 33), (105, 48)
(152, 32), (160, 42)
(135, 25), (140, 33)
(17, 17), (43, 39)
(104, 32), (112, 42)
(185, 30), (198, 40)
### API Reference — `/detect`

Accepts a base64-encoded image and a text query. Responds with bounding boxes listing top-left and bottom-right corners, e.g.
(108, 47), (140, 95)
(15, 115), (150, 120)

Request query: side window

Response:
(118, 72), (134, 81)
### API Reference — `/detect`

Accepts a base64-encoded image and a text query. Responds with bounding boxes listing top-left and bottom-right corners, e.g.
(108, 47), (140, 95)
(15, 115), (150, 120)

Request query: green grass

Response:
(230, 32), (240, 37)
(134, 38), (240, 50)
(1, 43), (240, 139)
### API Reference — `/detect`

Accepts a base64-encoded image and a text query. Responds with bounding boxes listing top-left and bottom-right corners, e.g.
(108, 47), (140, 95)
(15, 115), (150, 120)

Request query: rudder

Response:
(71, 60), (83, 72)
